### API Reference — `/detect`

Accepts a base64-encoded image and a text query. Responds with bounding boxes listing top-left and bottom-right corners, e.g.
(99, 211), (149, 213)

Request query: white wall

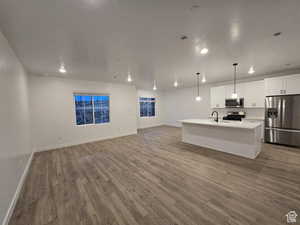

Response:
(163, 85), (212, 127)
(0, 31), (32, 224)
(137, 90), (163, 129)
(162, 84), (265, 127)
(29, 75), (138, 151)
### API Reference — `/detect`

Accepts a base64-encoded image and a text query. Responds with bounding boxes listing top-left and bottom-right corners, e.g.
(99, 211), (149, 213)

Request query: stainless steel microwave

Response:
(225, 98), (244, 108)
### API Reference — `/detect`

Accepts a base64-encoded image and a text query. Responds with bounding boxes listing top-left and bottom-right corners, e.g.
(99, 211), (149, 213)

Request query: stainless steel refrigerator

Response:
(265, 95), (300, 147)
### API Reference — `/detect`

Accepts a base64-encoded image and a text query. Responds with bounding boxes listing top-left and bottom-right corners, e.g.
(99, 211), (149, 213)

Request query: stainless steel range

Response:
(265, 95), (300, 147)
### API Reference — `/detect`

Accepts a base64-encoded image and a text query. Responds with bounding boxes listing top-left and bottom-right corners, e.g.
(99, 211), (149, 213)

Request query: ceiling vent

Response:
(180, 35), (188, 40)
(273, 32), (282, 37)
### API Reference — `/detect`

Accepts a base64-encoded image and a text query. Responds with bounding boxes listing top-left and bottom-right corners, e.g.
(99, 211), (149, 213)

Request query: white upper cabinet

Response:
(225, 84), (234, 99)
(264, 77), (286, 96)
(265, 74), (300, 96)
(244, 80), (265, 108)
(236, 82), (246, 99)
(224, 83), (246, 99)
(210, 74), (300, 109)
(210, 80), (264, 108)
(210, 86), (225, 108)
(285, 74), (300, 95)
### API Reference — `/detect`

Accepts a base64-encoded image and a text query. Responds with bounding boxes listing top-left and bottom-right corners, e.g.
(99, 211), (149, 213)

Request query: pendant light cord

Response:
(233, 63), (238, 95)
(196, 73), (200, 96)
(234, 65), (236, 94)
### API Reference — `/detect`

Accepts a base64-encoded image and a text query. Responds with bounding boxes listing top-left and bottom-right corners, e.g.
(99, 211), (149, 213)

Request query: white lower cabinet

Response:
(243, 118), (265, 140)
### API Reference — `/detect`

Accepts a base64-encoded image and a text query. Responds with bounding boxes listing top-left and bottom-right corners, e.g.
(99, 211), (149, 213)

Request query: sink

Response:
(209, 120), (231, 124)
(216, 120), (230, 123)
(218, 120), (242, 124)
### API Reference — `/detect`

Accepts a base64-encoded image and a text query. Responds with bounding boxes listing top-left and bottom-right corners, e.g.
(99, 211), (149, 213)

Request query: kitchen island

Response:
(180, 119), (263, 159)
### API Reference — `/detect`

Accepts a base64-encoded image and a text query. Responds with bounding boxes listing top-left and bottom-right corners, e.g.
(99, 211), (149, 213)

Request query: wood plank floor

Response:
(9, 126), (300, 225)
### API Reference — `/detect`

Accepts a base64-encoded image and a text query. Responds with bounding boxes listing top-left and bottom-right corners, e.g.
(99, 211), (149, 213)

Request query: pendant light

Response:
(153, 80), (157, 90)
(200, 48), (209, 55)
(231, 63), (238, 99)
(59, 63), (66, 74)
(59, 57), (67, 74)
(195, 72), (202, 101)
(127, 72), (132, 82)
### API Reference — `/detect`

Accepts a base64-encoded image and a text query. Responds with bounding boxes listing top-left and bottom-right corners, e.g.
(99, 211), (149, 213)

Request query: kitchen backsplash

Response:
(214, 108), (264, 120)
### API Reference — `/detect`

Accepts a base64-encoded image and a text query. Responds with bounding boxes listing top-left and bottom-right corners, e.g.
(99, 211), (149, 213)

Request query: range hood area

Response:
(225, 98), (244, 108)
(210, 80), (265, 109)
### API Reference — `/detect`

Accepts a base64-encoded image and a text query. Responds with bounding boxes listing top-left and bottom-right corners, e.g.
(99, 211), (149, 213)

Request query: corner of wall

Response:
(1, 152), (34, 225)
(0, 30), (33, 225)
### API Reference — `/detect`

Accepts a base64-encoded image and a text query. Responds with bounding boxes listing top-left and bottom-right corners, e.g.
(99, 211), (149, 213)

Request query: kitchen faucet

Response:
(211, 111), (219, 122)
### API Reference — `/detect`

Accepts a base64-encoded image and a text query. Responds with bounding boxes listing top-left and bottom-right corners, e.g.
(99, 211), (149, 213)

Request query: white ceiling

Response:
(0, 0), (300, 90)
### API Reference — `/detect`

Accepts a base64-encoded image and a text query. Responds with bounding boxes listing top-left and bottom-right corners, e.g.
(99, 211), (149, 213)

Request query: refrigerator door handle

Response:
(265, 127), (300, 133)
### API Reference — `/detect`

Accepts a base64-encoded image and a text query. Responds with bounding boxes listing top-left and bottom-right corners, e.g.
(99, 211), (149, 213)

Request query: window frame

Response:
(139, 97), (156, 117)
(73, 93), (110, 126)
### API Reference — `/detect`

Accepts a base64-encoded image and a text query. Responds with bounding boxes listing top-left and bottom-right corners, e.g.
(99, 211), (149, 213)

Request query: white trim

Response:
(163, 122), (182, 127)
(73, 92), (110, 96)
(137, 123), (164, 129)
(2, 151), (34, 225)
(35, 131), (137, 152)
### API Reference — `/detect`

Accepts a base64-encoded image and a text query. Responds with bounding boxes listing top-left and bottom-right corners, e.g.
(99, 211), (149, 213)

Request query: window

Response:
(74, 94), (109, 125)
(140, 97), (155, 117)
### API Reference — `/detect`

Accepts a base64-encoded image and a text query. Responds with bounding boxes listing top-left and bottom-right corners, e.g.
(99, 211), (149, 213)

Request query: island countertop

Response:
(180, 119), (262, 130)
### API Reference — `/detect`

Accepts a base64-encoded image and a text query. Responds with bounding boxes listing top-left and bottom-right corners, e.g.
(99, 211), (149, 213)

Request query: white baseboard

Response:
(137, 123), (164, 129)
(2, 151), (34, 225)
(163, 122), (182, 128)
(35, 131), (138, 152)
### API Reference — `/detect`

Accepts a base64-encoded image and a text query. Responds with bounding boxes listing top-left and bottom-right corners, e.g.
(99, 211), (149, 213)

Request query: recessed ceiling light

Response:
(231, 23), (240, 41)
(195, 96), (202, 101)
(59, 65), (66, 74)
(273, 32), (282, 37)
(248, 66), (255, 74)
(200, 48), (209, 55)
(174, 80), (178, 87)
(285, 63), (291, 66)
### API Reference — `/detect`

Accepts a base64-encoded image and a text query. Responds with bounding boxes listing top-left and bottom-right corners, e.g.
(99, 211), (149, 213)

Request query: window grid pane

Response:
(75, 95), (85, 125)
(74, 94), (110, 125)
(94, 96), (110, 124)
(139, 97), (155, 117)
(84, 95), (93, 124)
